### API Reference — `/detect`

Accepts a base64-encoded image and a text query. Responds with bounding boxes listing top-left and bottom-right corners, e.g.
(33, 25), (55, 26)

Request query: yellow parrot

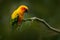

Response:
(10, 5), (28, 31)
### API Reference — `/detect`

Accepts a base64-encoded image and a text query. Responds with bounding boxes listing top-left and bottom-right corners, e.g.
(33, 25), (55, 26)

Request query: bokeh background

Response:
(0, 0), (60, 40)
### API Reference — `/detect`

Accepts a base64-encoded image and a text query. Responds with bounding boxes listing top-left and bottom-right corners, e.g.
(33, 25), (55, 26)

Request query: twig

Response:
(23, 17), (60, 33)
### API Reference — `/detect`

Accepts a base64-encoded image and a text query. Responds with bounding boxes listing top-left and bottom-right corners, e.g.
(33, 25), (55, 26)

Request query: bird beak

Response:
(25, 9), (28, 12)
(24, 9), (28, 13)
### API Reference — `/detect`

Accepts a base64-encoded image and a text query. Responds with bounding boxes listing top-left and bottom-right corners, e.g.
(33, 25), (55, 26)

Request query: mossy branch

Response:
(23, 17), (60, 33)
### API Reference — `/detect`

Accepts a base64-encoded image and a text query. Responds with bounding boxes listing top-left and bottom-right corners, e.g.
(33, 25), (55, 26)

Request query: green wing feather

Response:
(10, 14), (19, 31)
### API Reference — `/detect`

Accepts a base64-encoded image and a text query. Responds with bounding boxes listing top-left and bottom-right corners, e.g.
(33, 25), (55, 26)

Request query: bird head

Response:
(17, 5), (28, 16)
(20, 5), (28, 13)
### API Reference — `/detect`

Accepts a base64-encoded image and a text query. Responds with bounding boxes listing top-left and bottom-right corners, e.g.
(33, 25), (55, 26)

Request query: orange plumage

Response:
(11, 5), (28, 24)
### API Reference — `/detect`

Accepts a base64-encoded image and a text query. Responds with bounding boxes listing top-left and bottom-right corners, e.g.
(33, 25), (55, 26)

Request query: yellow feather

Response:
(11, 10), (18, 19)
(11, 5), (28, 20)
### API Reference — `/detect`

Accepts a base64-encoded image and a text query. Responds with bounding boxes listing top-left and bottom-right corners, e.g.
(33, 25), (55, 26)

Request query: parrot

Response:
(10, 5), (28, 31)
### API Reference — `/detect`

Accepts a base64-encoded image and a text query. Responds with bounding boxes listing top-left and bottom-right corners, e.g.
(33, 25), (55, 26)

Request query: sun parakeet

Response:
(10, 5), (28, 31)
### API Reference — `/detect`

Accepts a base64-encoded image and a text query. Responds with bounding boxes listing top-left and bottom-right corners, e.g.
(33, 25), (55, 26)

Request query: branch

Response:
(23, 17), (60, 33)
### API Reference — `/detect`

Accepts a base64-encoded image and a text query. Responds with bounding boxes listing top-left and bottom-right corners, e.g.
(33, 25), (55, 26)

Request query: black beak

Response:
(25, 9), (28, 13)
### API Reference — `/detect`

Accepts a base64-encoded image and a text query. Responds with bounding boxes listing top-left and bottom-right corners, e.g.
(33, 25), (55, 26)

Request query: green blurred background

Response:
(0, 0), (60, 40)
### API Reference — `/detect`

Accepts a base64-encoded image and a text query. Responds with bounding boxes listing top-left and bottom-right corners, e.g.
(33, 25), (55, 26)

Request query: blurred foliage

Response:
(0, 0), (60, 40)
